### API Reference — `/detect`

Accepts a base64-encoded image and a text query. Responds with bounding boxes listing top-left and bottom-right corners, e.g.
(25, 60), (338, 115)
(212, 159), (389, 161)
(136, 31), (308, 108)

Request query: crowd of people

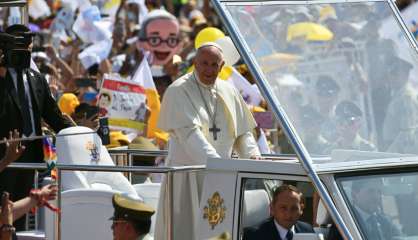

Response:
(0, 0), (417, 239)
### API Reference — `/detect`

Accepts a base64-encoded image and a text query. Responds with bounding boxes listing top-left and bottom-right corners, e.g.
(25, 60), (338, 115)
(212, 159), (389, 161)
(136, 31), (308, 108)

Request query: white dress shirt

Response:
(274, 219), (295, 240)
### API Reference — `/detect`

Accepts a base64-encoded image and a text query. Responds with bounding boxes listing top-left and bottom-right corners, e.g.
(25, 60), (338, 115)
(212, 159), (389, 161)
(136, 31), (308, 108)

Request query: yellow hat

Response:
(111, 193), (155, 222)
(58, 93), (80, 115)
(107, 131), (130, 149)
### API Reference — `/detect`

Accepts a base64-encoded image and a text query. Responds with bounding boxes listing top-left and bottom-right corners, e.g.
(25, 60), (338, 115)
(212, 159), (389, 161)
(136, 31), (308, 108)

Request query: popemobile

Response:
(3, 0), (418, 240)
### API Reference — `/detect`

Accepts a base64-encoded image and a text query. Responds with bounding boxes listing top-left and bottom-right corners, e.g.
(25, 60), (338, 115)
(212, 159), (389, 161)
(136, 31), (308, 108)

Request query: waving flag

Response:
(220, 66), (264, 107)
(131, 57), (168, 141)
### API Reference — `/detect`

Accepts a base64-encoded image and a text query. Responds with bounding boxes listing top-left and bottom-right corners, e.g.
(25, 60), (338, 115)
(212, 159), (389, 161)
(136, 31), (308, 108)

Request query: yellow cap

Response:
(58, 93), (80, 115)
(106, 131), (130, 148)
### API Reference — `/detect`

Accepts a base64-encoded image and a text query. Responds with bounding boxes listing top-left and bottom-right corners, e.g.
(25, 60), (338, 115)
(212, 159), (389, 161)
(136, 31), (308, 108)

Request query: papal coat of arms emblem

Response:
(203, 192), (226, 229)
(85, 141), (100, 162)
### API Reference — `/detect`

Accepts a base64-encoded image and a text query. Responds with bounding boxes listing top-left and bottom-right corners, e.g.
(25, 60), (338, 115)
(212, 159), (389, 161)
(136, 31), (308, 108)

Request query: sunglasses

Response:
(144, 36), (180, 48)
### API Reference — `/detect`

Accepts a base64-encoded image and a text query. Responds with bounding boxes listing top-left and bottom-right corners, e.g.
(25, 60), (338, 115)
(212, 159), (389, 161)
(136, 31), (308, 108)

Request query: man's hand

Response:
(76, 113), (100, 131)
(2, 130), (25, 165)
(38, 184), (58, 202)
(0, 192), (13, 225)
(44, 44), (58, 60)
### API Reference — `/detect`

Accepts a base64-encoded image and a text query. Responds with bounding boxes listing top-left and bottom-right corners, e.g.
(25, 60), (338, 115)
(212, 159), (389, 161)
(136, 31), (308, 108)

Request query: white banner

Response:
(98, 74), (147, 133)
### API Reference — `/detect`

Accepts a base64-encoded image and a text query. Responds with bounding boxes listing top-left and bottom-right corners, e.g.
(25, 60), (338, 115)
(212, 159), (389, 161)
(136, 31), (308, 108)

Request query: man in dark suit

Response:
(351, 179), (401, 240)
(243, 184), (314, 240)
(0, 24), (73, 230)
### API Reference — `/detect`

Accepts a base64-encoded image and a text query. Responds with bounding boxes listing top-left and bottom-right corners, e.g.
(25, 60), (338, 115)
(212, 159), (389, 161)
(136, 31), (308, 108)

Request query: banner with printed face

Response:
(98, 74), (148, 133)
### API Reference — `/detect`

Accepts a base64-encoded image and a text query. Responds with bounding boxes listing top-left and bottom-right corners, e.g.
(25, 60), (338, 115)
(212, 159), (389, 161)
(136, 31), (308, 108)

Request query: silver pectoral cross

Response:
(209, 123), (221, 141)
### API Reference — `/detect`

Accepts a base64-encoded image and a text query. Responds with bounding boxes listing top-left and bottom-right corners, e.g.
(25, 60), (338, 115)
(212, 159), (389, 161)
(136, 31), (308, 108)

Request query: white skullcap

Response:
(197, 42), (223, 53)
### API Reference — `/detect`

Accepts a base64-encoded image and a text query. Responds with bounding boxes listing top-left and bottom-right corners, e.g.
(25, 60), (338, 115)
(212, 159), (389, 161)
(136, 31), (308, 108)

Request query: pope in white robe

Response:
(154, 43), (260, 240)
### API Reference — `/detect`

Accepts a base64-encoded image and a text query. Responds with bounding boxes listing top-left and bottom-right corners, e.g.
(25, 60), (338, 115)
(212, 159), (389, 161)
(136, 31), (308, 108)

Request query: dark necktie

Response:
(367, 215), (384, 240)
(16, 70), (33, 136)
(286, 230), (293, 240)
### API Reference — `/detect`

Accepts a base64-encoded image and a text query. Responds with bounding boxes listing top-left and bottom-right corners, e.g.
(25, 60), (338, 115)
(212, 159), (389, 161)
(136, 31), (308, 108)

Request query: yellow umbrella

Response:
(258, 53), (301, 73)
(287, 22), (334, 42)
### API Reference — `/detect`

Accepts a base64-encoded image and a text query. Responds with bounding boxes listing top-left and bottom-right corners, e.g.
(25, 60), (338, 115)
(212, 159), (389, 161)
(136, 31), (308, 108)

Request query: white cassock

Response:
(154, 72), (260, 240)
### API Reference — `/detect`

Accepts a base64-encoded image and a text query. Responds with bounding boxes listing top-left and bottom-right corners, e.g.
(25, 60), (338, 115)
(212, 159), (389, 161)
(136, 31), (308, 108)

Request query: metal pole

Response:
(210, 1), (353, 239)
(34, 170), (39, 230)
(0, 131), (96, 145)
(128, 152), (133, 182)
(57, 169), (62, 240)
(167, 171), (174, 240)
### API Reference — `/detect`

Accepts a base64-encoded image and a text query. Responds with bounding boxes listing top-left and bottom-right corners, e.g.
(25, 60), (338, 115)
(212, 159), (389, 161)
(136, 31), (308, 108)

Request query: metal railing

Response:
(6, 162), (205, 240)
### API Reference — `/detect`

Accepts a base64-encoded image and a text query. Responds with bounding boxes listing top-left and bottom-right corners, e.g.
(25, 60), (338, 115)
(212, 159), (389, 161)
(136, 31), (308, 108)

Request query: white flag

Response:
(228, 68), (263, 106)
(131, 57), (155, 89)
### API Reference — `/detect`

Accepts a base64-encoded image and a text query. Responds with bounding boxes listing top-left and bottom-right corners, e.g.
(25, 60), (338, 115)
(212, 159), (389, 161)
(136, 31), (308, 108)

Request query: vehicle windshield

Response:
(225, 1), (418, 163)
(337, 171), (418, 239)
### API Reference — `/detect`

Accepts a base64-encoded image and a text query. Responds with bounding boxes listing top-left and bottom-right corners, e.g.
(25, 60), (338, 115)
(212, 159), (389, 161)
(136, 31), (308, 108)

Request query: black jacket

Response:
(243, 217), (315, 240)
(0, 68), (73, 162)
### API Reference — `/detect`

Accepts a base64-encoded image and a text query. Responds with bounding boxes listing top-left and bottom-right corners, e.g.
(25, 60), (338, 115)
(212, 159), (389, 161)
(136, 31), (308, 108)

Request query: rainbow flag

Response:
(43, 137), (57, 173)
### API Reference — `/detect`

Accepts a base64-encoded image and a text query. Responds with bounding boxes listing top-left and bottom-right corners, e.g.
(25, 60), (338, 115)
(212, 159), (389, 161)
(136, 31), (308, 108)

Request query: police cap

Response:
(335, 100), (362, 122)
(315, 75), (340, 97)
(111, 193), (155, 222)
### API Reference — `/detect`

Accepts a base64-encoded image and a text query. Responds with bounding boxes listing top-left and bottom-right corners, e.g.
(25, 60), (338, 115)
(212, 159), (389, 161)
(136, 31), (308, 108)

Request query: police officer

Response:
(382, 55), (418, 150)
(315, 75), (340, 118)
(110, 193), (155, 240)
(315, 75), (341, 142)
(333, 101), (375, 151)
(299, 105), (332, 155)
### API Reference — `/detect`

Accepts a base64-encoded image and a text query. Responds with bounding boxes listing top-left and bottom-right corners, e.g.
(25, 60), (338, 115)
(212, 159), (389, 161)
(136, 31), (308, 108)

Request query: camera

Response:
(0, 31), (34, 69)
(97, 117), (110, 145)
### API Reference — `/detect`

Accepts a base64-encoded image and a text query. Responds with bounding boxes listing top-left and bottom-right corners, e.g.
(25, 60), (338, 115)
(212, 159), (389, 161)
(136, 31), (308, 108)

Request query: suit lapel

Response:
(5, 70), (23, 113)
(25, 69), (40, 110)
(268, 218), (282, 240)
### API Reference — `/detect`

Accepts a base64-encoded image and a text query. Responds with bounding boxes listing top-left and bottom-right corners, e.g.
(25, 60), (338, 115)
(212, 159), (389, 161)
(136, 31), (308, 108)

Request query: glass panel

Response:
(226, 2), (418, 163)
(239, 178), (315, 239)
(338, 171), (418, 239)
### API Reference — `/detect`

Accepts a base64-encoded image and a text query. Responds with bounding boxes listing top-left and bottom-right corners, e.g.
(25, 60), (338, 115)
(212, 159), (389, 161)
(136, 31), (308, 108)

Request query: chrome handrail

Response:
(6, 163), (206, 240)
(108, 148), (168, 157)
(6, 162), (204, 172)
